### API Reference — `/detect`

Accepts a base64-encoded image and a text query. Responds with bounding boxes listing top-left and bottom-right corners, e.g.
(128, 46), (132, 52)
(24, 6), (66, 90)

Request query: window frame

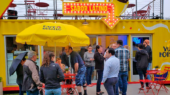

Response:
(4, 35), (41, 86)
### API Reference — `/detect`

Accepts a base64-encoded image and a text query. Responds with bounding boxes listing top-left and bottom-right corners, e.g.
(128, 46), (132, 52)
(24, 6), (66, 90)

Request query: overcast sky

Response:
(11, 0), (170, 18)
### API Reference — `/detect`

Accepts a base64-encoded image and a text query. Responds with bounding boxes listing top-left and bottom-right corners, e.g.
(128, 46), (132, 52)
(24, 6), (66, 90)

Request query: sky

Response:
(10, 0), (170, 19)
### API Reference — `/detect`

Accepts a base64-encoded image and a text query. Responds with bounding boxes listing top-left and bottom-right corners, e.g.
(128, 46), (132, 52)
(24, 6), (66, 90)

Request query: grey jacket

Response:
(22, 60), (42, 91)
(84, 52), (95, 67)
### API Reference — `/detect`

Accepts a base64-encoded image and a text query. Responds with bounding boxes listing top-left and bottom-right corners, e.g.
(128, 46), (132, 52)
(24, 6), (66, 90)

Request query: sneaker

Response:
(68, 89), (74, 94)
(119, 91), (122, 94)
(139, 88), (144, 90)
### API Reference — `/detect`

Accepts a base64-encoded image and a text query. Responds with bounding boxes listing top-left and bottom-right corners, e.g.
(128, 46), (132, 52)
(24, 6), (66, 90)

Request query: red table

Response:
(127, 4), (135, 8)
(35, 2), (49, 7)
(9, 3), (17, 7)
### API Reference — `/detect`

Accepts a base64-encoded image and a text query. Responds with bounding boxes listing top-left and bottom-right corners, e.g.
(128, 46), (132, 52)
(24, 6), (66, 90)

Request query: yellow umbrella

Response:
(16, 22), (90, 47)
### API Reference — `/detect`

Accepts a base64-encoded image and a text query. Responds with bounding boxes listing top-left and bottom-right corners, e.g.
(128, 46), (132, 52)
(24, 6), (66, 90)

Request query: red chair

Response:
(146, 70), (159, 90)
(153, 69), (169, 95)
(138, 70), (156, 95)
(61, 73), (78, 95)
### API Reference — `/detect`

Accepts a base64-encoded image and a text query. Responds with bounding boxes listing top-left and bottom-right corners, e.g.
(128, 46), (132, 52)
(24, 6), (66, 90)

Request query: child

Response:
(56, 58), (73, 94)
(56, 58), (65, 72)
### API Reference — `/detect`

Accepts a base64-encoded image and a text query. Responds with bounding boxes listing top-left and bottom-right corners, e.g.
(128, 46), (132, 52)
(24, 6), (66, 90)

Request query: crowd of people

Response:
(14, 39), (152, 95)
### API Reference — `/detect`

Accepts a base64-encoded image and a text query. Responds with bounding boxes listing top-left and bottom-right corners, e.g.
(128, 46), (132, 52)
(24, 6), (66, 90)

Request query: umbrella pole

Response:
(55, 43), (56, 61)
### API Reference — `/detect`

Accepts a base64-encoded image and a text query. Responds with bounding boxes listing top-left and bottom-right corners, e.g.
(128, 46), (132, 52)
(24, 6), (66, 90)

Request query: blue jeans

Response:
(19, 84), (24, 95)
(137, 68), (149, 87)
(97, 70), (103, 92)
(119, 78), (123, 92)
(147, 63), (151, 80)
(45, 88), (61, 95)
(116, 71), (128, 95)
(26, 89), (39, 95)
(86, 66), (94, 85)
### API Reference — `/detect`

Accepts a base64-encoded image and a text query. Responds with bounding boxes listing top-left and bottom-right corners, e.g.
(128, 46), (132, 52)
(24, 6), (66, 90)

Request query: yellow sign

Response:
(0, 0), (13, 18)
(63, 1), (129, 29)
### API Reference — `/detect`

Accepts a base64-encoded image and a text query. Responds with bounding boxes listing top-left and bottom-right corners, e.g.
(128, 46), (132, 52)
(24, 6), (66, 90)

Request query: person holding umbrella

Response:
(16, 57), (26, 95)
(9, 52), (27, 95)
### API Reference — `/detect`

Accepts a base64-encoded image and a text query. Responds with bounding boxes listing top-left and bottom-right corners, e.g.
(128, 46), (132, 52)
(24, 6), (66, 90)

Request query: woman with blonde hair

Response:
(40, 51), (64, 95)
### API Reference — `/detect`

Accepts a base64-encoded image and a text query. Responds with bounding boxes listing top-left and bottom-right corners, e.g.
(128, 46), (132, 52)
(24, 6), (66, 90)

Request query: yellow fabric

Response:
(16, 22), (90, 47)
(0, 0), (13, 17)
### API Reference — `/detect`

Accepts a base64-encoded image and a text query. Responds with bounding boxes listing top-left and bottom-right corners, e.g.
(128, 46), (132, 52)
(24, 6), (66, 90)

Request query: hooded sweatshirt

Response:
(135, 49), (149, 69)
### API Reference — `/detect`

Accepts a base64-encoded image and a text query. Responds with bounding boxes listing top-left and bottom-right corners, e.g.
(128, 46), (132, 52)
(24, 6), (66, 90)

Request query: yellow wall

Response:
(1, 20), (170, 87)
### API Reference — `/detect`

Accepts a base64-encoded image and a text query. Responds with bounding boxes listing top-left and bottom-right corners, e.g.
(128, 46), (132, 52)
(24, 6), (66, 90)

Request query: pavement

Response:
(62, 80), (170, 95)
(86, 83), (170, 95)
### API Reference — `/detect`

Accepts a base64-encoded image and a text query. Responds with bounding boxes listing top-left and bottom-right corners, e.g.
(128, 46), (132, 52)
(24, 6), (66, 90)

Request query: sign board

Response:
(0, 0), (13, 18)
(63, 1), (129, 29)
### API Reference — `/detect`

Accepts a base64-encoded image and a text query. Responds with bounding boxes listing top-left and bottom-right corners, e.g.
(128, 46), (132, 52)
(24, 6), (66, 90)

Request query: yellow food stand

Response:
(0, 0), (170, 91)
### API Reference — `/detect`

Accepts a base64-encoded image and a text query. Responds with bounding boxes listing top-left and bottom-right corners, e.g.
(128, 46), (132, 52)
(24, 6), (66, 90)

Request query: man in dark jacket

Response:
(22, 51), (43, 95)
(135, 44), (150, 90)
(143, 39), (152, 80)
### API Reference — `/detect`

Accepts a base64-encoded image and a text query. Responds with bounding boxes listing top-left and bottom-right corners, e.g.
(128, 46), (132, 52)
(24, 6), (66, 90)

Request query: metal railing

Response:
(1, 0), (164, 20)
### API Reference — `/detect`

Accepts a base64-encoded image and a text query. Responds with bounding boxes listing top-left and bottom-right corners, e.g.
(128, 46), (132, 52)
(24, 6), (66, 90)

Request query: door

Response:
(131, 35), (152, 81)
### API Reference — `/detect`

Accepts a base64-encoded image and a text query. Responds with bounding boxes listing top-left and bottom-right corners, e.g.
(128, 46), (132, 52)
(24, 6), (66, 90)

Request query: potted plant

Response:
(0, 77), (2, 95)
(65, 68), (69, 73)
(154, 66), (159, 70)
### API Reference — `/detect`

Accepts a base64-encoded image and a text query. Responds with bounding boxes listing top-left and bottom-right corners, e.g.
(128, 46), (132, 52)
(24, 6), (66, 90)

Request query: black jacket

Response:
(61, 52), (69, 67)
(94, 52), (105, 70)
(16, 64), (23, 85)
(40, 61), (64, 89)
(135, 49), (149, 69)
(144, 45), (152, 63)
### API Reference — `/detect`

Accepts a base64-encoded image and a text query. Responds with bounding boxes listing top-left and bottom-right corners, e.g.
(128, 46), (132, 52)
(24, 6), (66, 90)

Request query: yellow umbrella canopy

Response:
(16, 22), (90, 47)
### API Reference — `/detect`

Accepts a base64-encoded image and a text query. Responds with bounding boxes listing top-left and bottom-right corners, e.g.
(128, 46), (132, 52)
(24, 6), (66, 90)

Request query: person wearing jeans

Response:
(147, 63), (152, 80)
(116, 72), (128, 95)
(40, 52), (64, 95)
(135, 44), (150, 89)
(115, 40), (130, 95)
(94, 45), (105, 95)
(26, 90), (39, 95)
(22, 51), (43, 95)
(97, 70), (103, 94)
(45, 88), (61, 95)
(86, 67), (94, 85)
(137, 68), (149, 88)
(84, 45), (95, 86)
(143, 39), (152, 80)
